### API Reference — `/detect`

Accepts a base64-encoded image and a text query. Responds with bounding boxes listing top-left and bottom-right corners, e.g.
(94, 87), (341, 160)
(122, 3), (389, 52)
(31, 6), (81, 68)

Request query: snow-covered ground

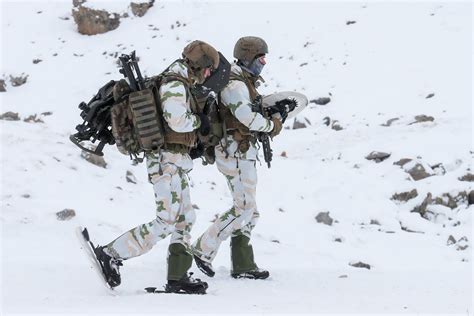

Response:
(1, 1), (472, 315)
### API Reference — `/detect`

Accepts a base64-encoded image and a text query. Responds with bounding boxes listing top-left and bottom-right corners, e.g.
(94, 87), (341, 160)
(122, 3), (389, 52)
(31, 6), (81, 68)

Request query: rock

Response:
(391, 189), (418, 202)
(370, 219), (381, 225)
(23, 114), (44, 123)
(322, 116), (331, 126)
(310, 97), (331, 105)
(0, 111), (20, 121)
(459, 173), (474, 182)
(315, 212), (333, 226)
(293, 118), (307, 129)
(73, 0), (87, 7)
(409, 114), (434, 125)
(393, 158), (412, 167)
(447, 235), (456, 245)
(411, 193), (432, 217)
(433, 191), (468, 209)
(365, 151), (391, 163)
(334, 237), (343, 242)
(468, 191), (474, 205)
(0, 79), (6, 92)
(425, 93), (435, 99)
(21, 194), (31, 198)
(130, 1), (154, 17)
(72, 6), (120, 35)
(299, 62), (308, 67)
(331, 120), (343, 131)
(10, 74), (28, 87)
(404, 161), (433, 181)
(56, 208), (76, 221)
(126, 170), (137, 184)
(349, 261), (371, 269)
(280, 151), (287, 158)
(192, 204), (200, 210)
(278, 208), (285, 212)
(381, 117), (399, 127)
(81, 149), (107, 168)
(338, 275), (348, 278)
(271, 239), (280, 243)
(346, 20), (357, 25)
(430, 163), (446, 176)
(32, 59), (42, 64)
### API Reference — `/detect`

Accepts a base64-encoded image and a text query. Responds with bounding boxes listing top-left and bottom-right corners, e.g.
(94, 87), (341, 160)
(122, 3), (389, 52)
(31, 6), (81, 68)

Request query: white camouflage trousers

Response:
(105, 151), (196, 260)
(192, 144), (259, 263)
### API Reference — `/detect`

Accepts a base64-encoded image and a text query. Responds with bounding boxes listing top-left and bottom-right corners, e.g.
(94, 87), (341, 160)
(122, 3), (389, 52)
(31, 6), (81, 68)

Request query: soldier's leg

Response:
(168, 168), (196, 280)
(104, 157), (178, 260)
(192, 156), (257, 263)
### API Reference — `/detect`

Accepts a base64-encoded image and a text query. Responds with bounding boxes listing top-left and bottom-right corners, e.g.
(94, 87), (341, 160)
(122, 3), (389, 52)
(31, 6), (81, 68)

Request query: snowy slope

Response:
(1, 1), (472, 315)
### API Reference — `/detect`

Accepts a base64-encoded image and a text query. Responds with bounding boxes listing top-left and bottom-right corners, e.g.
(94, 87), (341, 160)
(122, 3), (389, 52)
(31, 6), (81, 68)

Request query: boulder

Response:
(126, 170), (137, 184)
(72, 5), (120, 35)
(81, 148), (107, 168)
(56, 209), (76, 221)
(409, 114), (434, 125)
(310, 97), (331, 105)
(10, 74), (28, 87)
(403, 160), (434, 181)
(0, 111), (20, 121)
(0, 79), (6, 92)
(349, 261), (371, 269)
(293, 118), (307, 129)
(365, 151), (391, 163)
(459, 173), (474, 182)
(391, 189), (418, 202)
(130, 1), (154, 17)
(315, 212), (334, 226)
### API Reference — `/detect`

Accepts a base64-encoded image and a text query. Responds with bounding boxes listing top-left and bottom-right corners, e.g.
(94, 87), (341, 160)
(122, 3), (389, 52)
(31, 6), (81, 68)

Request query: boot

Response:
(231, 268), (269, 280)
(194, 254), (215, 277)
(94, 246), (123, 287)
(165, 272), (208, 294)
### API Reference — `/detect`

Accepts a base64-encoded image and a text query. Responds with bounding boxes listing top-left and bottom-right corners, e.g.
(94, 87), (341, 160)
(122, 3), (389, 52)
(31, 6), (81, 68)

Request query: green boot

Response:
(167, 243), (192, 281)
(230, 235), (258, 274)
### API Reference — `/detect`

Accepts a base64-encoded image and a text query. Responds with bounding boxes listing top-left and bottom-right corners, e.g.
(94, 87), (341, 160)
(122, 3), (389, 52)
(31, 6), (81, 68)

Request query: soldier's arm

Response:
(159, 80), (200, 133)
(220, 80), (274, 132)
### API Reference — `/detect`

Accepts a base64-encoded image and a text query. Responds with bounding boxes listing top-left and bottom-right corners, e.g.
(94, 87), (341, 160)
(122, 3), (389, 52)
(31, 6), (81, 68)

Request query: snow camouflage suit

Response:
(192, 63), (274, 274)
(104, 61), (202, 281)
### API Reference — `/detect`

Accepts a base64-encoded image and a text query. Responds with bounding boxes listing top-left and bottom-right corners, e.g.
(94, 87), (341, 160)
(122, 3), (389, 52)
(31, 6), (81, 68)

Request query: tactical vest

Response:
(219, 70), (260, 152)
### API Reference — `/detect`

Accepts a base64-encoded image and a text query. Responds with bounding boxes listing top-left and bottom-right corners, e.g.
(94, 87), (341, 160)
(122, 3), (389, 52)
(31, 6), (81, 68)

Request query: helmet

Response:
(233, 36), (268, 62)
(182, 40), (219, 71)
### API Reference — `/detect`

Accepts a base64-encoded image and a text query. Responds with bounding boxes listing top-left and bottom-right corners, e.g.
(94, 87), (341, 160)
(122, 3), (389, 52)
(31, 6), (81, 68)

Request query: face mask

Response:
(240, 57), (265, 76)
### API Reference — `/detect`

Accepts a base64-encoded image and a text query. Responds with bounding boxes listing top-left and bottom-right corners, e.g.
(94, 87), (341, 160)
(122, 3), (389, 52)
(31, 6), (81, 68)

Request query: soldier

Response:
(93, 40), (219, 294)
(191, 36), (282, 279)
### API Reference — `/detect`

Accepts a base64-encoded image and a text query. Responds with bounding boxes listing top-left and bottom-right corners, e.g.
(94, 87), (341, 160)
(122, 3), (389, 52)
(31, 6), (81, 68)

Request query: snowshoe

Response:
(193, 254), (215, 277)
(231, 268), (269, 280)
(165, 272), (208, 294)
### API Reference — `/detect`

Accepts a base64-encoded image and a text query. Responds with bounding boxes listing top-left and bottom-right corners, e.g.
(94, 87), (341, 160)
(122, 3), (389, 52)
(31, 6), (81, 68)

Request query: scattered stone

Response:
(116, 186), (123, 190)
(192, 204), (200, 210)
(381, 117), (399, 127)
(81, 148), (107, 168)
(130, 1), (154, 17)
(310, 97), (331, 105)
(400, 225), (424, 234)
(315, 212), (334, 226)
(338, 275), (348, 278)
(126, 170), (137, 184)
(393, 158), (412, 167)
(278, 208), (285, 212)
(322, 116), (331, 126)
(457, 244), (469, 251)
(0, 79), (6, 92)
(365, 151), (391, 163)
(0, 111), (20, 121)
(21, 194), (31, 198)
(430, 163), (446, 176)
(468, 191), (474, 205)
(293, 118), (307, 129)
(271, 239), (280, 243)
(409, 115), (435, 125)
(459, 173), (474, 182)
(404, 161), (433, 181)
(412, 193), (432, 217)
(425, 93), (435, 99)
(346, 20), (357, 25)
(299, 62), (308, 67)
(280, 151), (287, 158)
(334, 237), (343, 242)
(447, 235), (456, 245)
(370, 219), (381, 226)
(331, 120), (343, 131)
(433, 191), (468, 209)
(23, 114), (44, 123)
(10, 74), (28, 87)
(391, 189), (418, 202)
(41, 111), (53, 116)
(33, 59), (43, 64)
(349, 261), (370, 269)
(73, 0), (87, 7)
(72, 6), (120, 35)
(56, 208), (76, 221)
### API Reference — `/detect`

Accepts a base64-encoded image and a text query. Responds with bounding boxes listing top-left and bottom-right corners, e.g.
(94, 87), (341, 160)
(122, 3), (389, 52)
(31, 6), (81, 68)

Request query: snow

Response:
(1, 1), (472, 315)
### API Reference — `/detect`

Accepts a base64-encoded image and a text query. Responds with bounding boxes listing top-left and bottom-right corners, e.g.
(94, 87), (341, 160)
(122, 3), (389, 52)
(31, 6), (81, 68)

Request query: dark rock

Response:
(381, 117), (399, 127)
(391, 189), (418, 202)
(411, 193), (432, 217)
(349, 261), (370, 269)
(331, 121), (343, 131)
(10, 74), (28, 87)
(41, 111), (53, 116)
(315, 212), (334, 226)
(0, 79), (6, 92)
(409, 115), (435, 125)
(130, 1), (154, 17)
(310, 97), (331, 105)
(426, 93), (435, 99)
(393, 158), (412, 167)
(293, 118), (307, 129)
(73, 0), (87, 7)
(278, 208), (285, 212)
(346, 21), (357, 25)
(33, 59), (43, 64)
(322, 116), (331, 126)
(126, 170), (137, 184)
(299, 62), (308, 67)
(405, 162), (433, 181)
(339, 275), (348, 278)
(81, 148), (107, 168)
(24, 114), (44, 123)
(334, 237), (343, 242)
(271, 239), (280, 243)
(192, 204), (200, 209)
(0, 111), (20, 121)
(56, 208), (76, 221)
(365, 151), (391, 163)
(459, 173), (474, 182)
(468, 191), (474, 205)
(21, 194), (31, 198)
(72, 6), (120, 35)
(433, 191), (468, 209)
(280, 151), (287, 158)
(370, 219), (381, 226)
(447, 235), (456, 245)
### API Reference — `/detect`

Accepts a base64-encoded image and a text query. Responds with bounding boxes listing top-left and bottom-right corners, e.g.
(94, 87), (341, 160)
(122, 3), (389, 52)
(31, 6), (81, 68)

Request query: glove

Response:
(270, 117), (283, 138)
(273, 98), (297, 123)
(189, 143), (204, 159)
(198, 113), (210, 136)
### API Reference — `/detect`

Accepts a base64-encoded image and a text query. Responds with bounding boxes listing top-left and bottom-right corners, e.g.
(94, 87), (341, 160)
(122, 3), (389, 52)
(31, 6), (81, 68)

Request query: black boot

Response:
(165, 272), (208, 294)
(194, 255), (215, 277)
(94, 246), (123, 288)
(231, 268), (270, 280)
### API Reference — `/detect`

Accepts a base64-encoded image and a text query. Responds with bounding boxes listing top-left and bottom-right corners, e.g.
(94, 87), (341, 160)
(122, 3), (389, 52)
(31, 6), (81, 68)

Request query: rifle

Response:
(69, 51), (146, 156)
(252, 95), (273, 168)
